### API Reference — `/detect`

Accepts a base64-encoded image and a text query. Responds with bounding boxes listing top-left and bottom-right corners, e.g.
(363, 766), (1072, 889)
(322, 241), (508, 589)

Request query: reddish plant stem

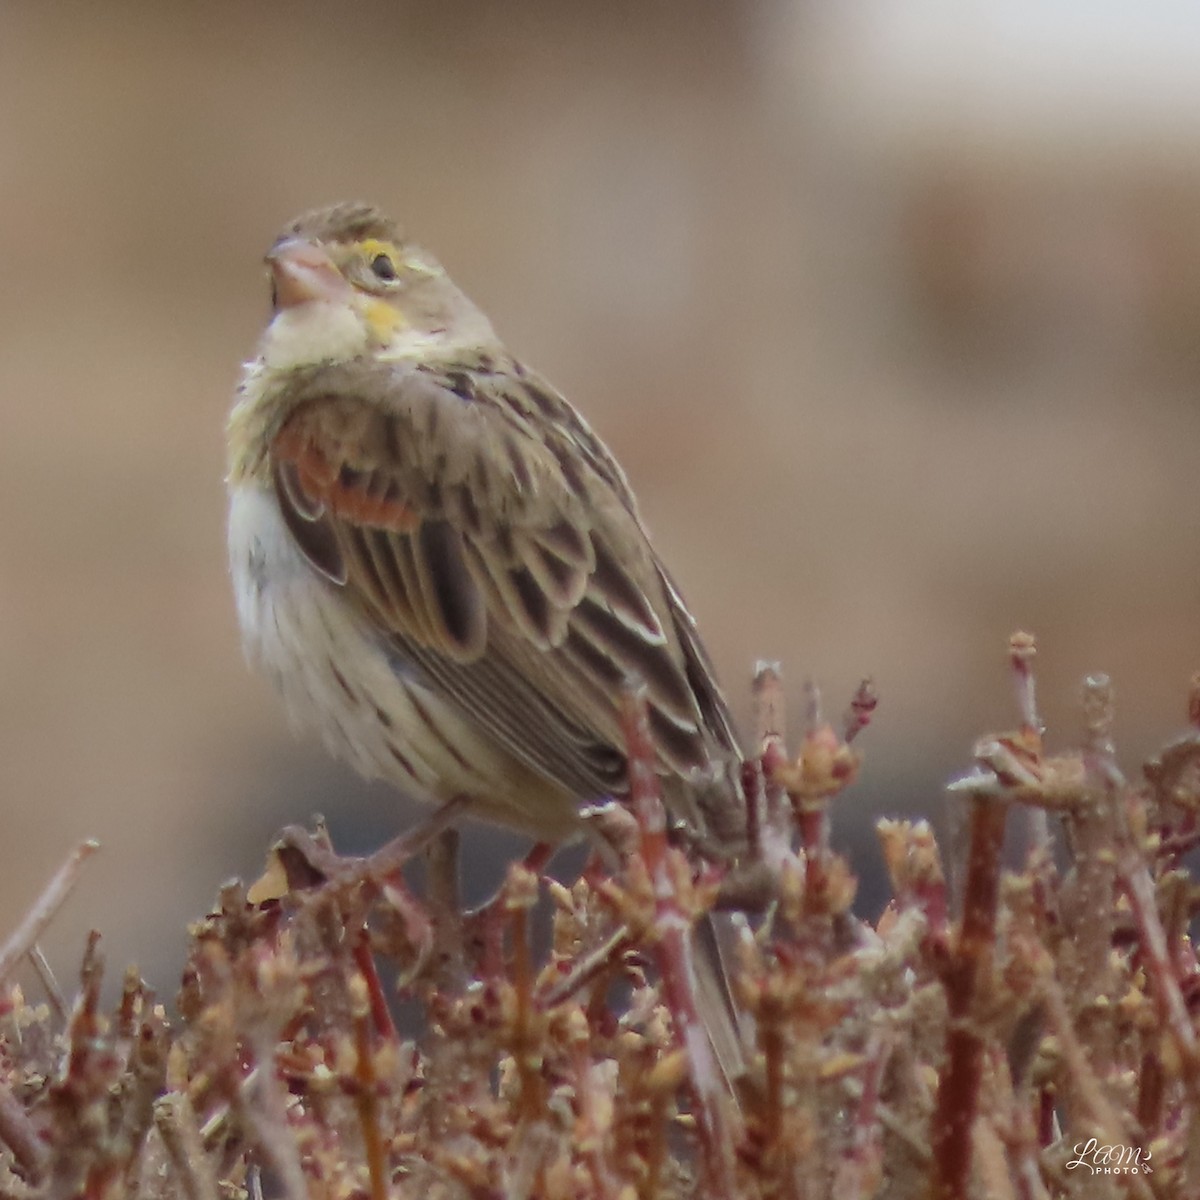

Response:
(932, 795), (1008, 1200)
(379, 872), (435, 994)
(352, 932), (397, 1042)
(1036, 1088), (1055, 1148)
(842, 677), (878, 745)
(833, 1037), (891, 1197)
(797, 806), (828, 857)
(520, 841), (555, 877)
(741, 759), (764, 862)
(799, 805), (830, 925)
(759, 991), (785, 1154)
(1137, 1050), (1165, 1137)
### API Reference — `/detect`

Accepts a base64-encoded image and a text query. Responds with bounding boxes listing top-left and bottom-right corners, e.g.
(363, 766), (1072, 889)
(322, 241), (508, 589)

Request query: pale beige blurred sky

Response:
(2, 2), (1199, 990)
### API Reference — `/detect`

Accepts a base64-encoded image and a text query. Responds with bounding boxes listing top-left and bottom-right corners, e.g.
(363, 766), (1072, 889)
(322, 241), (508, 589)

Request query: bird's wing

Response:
(268, 355), (740, 804)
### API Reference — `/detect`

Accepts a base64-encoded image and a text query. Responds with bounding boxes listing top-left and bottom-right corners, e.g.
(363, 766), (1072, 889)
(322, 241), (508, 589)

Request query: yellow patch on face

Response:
(364, 298), (405, 339)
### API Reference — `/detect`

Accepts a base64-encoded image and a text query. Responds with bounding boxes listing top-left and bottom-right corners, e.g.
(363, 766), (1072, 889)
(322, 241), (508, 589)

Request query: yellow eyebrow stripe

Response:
(357, 237), (398, 260)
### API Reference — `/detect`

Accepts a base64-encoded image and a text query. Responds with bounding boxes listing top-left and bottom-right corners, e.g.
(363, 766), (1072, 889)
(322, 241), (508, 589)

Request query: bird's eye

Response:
(370, 253), (397, 281)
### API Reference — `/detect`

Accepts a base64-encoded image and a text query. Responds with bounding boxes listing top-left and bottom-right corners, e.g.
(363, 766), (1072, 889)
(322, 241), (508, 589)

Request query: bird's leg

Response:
(251, 794), (475, 901)
(422, 827), (468, 992)
(359, 793), (474, 883)
(419, 825), (553, 986)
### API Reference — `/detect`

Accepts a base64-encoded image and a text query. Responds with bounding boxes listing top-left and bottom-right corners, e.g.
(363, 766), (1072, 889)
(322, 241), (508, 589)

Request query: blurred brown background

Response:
(2, 2), (1198, 990)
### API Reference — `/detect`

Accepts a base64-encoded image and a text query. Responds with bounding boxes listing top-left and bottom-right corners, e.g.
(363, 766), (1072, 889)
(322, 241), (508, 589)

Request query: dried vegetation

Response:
(0, 634), (1197, 1198)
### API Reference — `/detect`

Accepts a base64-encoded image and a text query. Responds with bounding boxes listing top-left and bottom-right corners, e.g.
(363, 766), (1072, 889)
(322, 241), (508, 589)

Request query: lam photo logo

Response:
(1065, 1139), (1153, 1175)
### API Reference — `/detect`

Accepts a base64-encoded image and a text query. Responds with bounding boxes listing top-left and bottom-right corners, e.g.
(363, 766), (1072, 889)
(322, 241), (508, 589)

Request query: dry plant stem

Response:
(619, 683), (736, 1194)
(1136, 1049), (1165, 1137)
(9, 642), (1200, 1198)
(0, 1079), (47, 1182)
(1039, 977), (1157, 1200)
(1000, 1066), (1053, 1200)
(350, 977), (388, 1200)
(1083, 677), (1200, 1102)
(740, 759), (765, 864)
(1011, 1153), (1052, 1200)
(751, 662), (787, 864)
(643, 1070), (672, 1200)
(537, 924), (633, 1009)
(798, 681), (833, 859)
(235, 1040), (308, 1200)
(841, 1076), (931, 1165)
(842, 677), (878, 745)
(1118, 844), (1200, 1089)
(379, 872), (435, 989)
(507, 870), (546, 1123)
(1065, 677), (1119, 1054)
(931, 794), (1008, 1200)
(1062, 796), (1115, 1023)
(48, 931), (108, 1196)
(758, 981), (785, 1156)
(1010, 633), (1052, 858)
(154, 1092), (219, 1200)
(752, 661), (786, 745)
(118, 998), (169, 1182)
(0, 839), (99, 986)
(352, 930), (397, 1042)
(757, 738), (796, 871)
(832, 1036), (891, 1198)
(1008, 632), (1043, 736)
(568, 1020), (620, 1200)
(973, 1119), (1018, 1200)
(28, 944), (67, 1022)
(504, 1122), (556, 1200)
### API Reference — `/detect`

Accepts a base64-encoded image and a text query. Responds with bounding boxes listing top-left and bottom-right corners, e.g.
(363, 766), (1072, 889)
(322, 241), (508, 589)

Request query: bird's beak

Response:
(266, 238), (351, 309)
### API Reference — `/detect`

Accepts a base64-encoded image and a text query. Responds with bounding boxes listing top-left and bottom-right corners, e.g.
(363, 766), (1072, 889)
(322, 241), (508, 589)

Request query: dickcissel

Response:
(226, 203), (746, 851)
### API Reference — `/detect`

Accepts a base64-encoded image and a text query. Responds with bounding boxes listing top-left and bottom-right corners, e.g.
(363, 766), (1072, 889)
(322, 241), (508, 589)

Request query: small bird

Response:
(226, 202), (746, 850)
(226, 203), (750, 1103)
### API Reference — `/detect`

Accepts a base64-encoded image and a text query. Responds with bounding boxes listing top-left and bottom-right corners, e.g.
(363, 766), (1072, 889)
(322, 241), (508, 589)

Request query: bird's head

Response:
(256, 202), (496, 371)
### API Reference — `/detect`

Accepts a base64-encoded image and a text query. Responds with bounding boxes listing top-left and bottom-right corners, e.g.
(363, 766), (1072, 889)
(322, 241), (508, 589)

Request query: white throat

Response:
(260, 302), (369, 372)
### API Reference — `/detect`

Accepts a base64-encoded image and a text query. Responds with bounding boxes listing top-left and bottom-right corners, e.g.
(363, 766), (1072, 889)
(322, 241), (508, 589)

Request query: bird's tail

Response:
(693, 908), (750, 1096)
